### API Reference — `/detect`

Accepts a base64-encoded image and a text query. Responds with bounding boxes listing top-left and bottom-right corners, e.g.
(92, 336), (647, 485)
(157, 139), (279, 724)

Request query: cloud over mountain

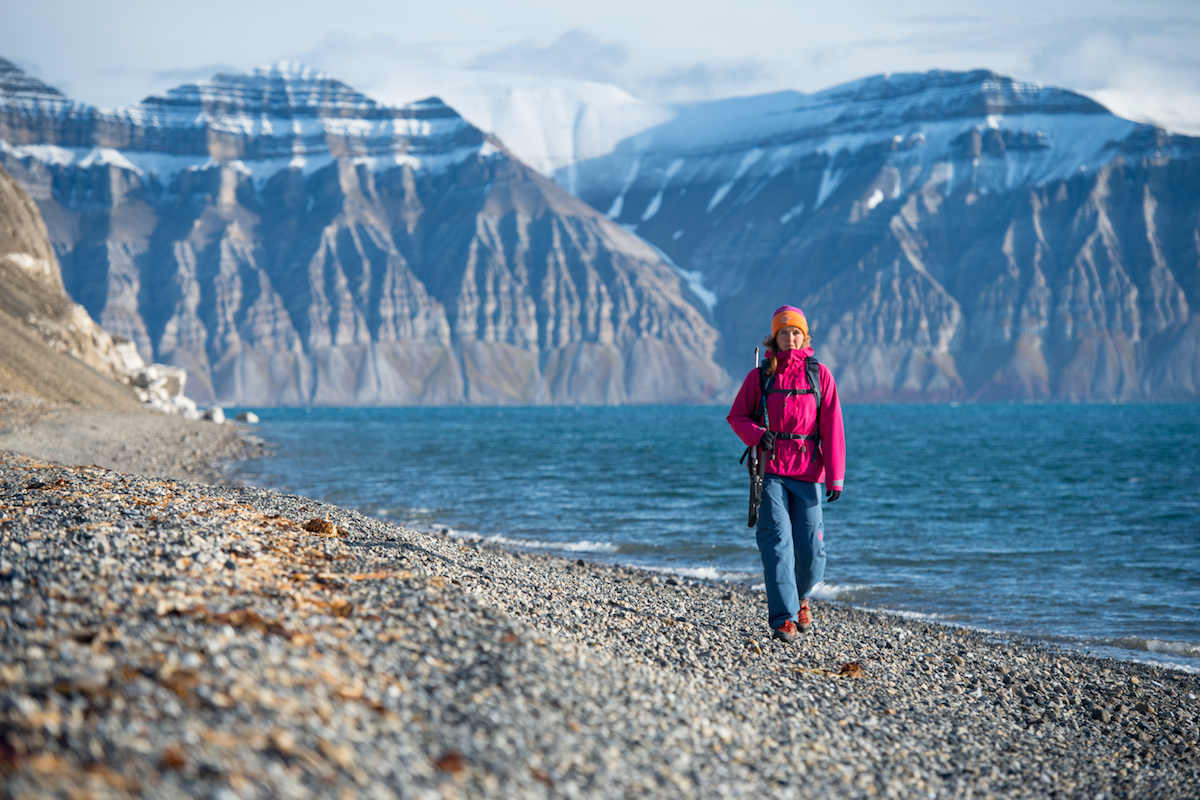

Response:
(470, 30), (628, 85)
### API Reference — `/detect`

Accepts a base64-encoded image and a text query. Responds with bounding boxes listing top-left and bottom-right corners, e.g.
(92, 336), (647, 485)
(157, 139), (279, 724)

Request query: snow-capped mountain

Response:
(5, 57), (1197, 404)
(0, 58), (727, 406)
(1, 59), (491, 189)
(559, 70), (1200, 401)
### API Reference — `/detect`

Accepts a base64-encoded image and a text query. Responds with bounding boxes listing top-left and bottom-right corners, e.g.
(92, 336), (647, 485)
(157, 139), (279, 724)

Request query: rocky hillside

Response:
(0, 164), (140, 409)
(563, 70), (1200, 401)
(0, 59), (727, 406)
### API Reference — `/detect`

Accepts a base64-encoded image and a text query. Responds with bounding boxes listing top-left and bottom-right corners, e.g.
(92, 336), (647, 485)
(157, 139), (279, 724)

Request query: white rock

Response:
(203, 406), (226, 424)
(113, 340), (146, 374)
(170, 395), (197, 414)
(235, 411), (259, 424)
(129, 363), (191, 414)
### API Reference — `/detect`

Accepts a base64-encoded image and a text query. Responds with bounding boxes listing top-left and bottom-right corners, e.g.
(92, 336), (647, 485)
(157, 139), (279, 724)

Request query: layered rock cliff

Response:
(562, 70), (1200, 401)
(0, 163), (141, 409)
(0, 59), (727, 406)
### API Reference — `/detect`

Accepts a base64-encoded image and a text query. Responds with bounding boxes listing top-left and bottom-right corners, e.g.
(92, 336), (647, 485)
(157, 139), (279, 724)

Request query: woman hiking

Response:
(727, 305), (846, 643)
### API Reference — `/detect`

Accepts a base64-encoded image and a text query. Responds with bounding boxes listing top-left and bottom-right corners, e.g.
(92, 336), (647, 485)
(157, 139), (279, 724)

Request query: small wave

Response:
(863, 606), (947, 622)
(363, 506), (438, 521)
(641, 565), (764, 584)
(559, 540), (621, 553)
(809, 582), (874, 601)
(1111, 637), (1200, 659)
(441, 528), (619, 554)
(643, 565), (720, 581)
(1057, 638), (1200, 675)
(643, 565), (717, 581)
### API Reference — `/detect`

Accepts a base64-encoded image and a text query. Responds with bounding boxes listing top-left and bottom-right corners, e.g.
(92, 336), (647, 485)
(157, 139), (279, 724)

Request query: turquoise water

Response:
(230, 403), (1200, 671)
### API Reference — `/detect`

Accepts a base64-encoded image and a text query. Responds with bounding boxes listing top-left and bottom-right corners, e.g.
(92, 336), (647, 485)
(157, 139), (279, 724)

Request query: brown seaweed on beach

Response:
(838, 661), (864, 678)
(302, 515), (340, 537)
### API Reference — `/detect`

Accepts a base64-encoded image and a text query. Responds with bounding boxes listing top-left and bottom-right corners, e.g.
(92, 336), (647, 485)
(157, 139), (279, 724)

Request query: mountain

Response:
(0, 164), (141, 409)
(0, 58), (727, 406)
(559, 70), (1200, 401)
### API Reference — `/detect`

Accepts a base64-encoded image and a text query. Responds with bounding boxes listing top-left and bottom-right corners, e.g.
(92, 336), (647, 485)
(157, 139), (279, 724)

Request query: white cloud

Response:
(635, 60), (768, 102)
(289, 33), (451, 106)
(470, 30), (627, 84)
(1025, 20), (1200, 134)
(1, 0), (1199, 134)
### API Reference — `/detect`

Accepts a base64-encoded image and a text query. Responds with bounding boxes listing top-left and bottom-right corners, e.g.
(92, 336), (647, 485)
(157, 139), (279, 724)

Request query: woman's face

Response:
(775, 326), (805, 351)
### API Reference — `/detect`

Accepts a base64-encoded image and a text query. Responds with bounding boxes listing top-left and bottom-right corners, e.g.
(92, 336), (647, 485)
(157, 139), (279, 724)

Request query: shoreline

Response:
(1, 404), (1198, 797)
(0, 391), (265, 486)
(409, 524), (1200, 679)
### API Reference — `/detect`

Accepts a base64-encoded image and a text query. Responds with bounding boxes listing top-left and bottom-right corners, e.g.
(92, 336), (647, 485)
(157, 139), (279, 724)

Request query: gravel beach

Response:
(1, 403), (1198, 799)
(0, 392), (263, 486)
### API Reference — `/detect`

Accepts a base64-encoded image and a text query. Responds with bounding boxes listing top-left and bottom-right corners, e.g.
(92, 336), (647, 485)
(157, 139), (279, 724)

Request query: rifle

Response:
(739, 347), (768, 527)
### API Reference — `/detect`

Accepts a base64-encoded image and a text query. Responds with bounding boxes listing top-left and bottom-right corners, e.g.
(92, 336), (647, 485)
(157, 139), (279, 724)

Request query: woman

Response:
(727, 305), (845, 643)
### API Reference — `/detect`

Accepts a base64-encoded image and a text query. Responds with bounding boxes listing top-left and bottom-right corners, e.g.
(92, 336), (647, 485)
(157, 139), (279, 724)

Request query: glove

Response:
(758, 429), (777, 453)
(826, 489), (841, 503)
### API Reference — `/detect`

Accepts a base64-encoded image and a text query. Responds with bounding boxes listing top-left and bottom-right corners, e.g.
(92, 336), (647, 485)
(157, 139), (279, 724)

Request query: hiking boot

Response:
(797, 599), (812, 633)
(772, 620), (798, 643)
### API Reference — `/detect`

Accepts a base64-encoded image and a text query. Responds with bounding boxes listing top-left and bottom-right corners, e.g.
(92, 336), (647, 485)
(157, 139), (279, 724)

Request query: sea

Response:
(228, 403), (1200, 673)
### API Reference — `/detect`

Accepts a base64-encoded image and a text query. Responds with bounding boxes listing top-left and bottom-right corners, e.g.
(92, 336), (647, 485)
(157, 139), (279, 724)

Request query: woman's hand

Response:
(758, 429), (777, 452)
(826, 489), (841, 503)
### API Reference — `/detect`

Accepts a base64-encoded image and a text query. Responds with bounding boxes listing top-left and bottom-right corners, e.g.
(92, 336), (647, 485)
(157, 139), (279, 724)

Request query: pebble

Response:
(1, 403), (1198, 798)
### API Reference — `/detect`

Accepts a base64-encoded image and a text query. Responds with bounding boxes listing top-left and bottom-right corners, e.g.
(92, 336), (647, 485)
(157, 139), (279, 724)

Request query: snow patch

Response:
(675, 267), (717, 312)
(605, 156), (641, 219)
(780, 202), (805, 224)
(605, 194), (625, 219)
(635, 237), (716, 313)
(706, 147), (764, 212)
(1, 141), (76, 166)
(640, 189), (663, 221)
(3, 135), (486, 192)
(815, 164), (844, 209)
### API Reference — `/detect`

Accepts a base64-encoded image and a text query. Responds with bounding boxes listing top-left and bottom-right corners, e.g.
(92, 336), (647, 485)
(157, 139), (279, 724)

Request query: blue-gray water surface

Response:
(230, 403), (1200, 671)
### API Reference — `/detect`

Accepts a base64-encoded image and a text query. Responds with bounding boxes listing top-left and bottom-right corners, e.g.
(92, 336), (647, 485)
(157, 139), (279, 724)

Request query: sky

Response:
(5, 0), (1200, 135)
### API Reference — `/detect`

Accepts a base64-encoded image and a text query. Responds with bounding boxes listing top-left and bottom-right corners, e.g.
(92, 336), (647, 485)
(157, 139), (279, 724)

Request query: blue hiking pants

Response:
(756, 474), (826, 630)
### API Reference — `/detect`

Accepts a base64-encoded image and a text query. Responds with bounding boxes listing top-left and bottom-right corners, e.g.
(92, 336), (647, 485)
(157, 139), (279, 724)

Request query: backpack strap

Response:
(750, 365), (771, 424)
(806, 356), (821, 443)
(762, 360), (819, 399)
(753, 356), (823, 440)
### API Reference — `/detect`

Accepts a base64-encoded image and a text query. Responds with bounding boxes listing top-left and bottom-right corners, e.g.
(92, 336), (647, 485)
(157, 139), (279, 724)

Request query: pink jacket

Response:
(727, 347), (846, 491)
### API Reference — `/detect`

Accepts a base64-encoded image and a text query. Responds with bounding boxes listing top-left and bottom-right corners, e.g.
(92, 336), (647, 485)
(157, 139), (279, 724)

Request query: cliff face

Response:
(0, 60), (727, 406)
(562, 71), (1200, 401)
(0, 164), (140, 408)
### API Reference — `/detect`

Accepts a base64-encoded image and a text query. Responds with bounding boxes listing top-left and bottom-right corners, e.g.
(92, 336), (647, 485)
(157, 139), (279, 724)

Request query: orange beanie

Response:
(771, 305), (808, 339)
